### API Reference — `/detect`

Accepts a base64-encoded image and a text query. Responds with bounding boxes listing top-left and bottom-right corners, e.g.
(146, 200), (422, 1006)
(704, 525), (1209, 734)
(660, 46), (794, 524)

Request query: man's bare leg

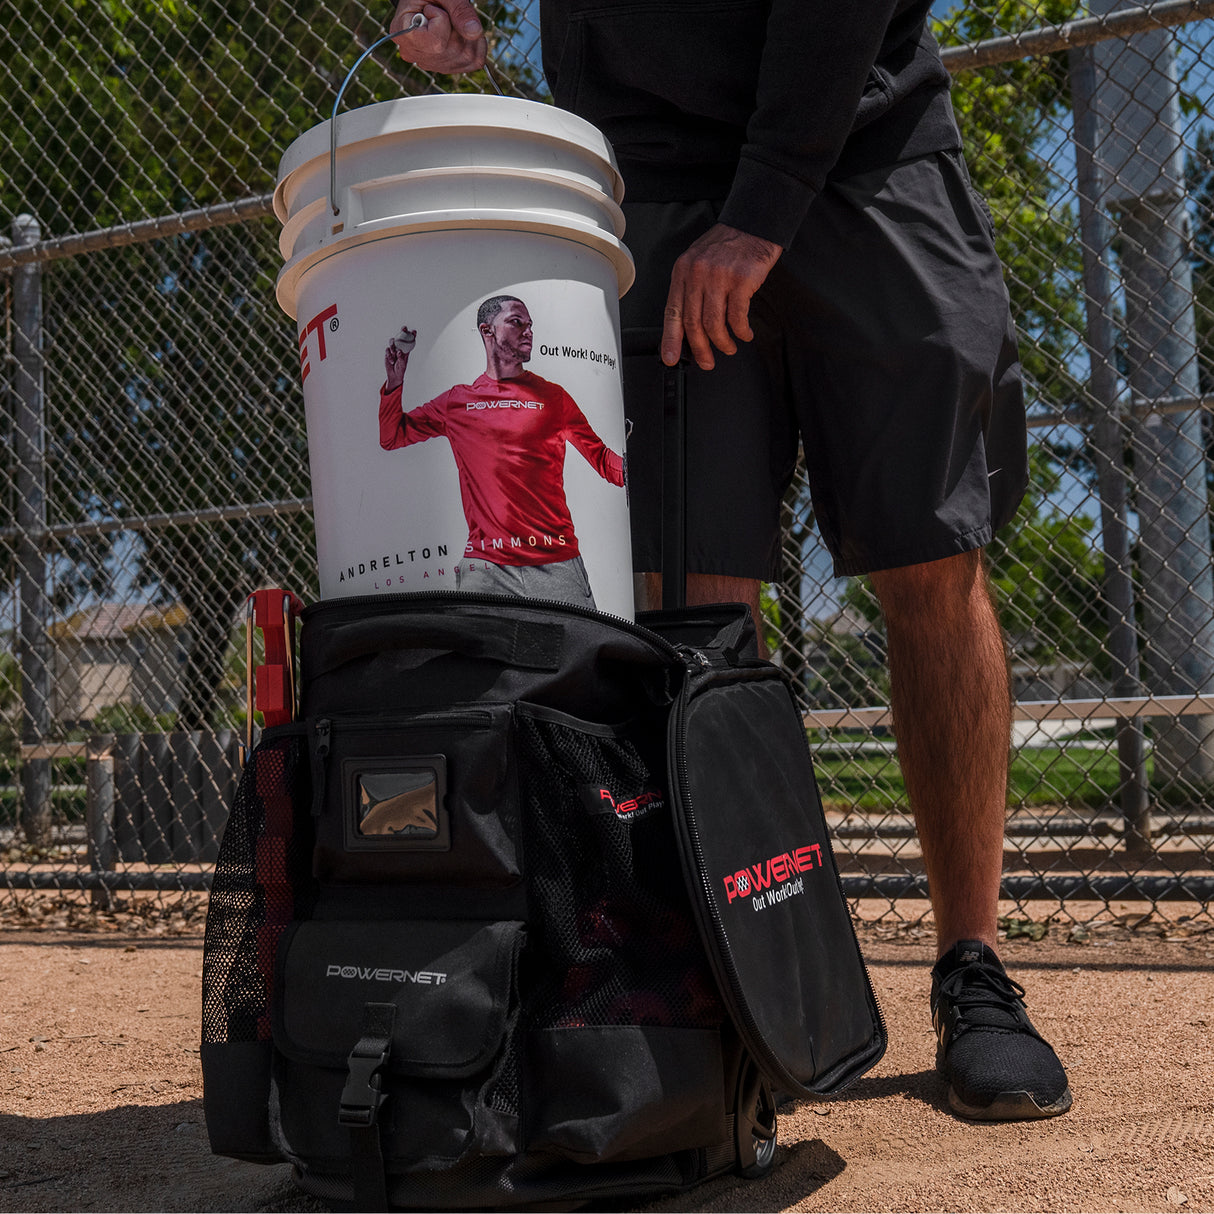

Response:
(868, 549), (1008, 956)
(641, 553), (1069, 1117)
(635, 573), (766, 657)
(643, 552), (1005, 950)
(870, 549), (1070, 1118)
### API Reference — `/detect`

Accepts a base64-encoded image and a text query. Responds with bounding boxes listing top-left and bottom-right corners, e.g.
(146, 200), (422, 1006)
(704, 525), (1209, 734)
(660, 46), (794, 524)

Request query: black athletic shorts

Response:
(619, 149), (1028, 580)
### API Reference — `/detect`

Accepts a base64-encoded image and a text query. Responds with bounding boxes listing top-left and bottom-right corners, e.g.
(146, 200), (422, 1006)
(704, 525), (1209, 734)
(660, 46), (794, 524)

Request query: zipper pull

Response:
(674, 644), (712, 670)
(310, 718), (331, 817)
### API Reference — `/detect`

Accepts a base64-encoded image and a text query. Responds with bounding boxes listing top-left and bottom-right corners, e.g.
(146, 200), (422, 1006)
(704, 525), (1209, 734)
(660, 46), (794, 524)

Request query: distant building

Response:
(49, 603), (189, 724)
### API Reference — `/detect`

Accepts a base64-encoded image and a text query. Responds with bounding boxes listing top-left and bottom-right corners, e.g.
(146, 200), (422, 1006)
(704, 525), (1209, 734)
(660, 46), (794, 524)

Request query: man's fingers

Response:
(727, 289), (756, 345)
(390, 0), (486, 71)
(660, 301), (685, 367)
(660, 224), (780, 369)
(430, 0), (483, 37)
(700, 285), (737, 359)
(679, 285), (716, 372)
(393, 0), (481, 37)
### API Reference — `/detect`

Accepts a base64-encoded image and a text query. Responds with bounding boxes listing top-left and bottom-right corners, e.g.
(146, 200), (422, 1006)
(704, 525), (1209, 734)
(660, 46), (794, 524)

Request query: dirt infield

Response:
(2, 902), (1213, 1213)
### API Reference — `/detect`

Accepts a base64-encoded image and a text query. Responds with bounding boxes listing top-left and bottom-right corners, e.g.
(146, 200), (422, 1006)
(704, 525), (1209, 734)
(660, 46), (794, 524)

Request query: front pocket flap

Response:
(275, 919), (523, 1078)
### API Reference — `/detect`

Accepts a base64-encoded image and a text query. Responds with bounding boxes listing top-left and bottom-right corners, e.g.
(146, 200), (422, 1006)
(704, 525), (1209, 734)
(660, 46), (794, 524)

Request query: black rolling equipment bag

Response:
(201, 351), (886, 1210)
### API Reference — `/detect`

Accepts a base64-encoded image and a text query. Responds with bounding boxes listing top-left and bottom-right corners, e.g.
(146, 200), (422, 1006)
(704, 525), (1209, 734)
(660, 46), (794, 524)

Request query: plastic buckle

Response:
(339, 1046), (390, 1128)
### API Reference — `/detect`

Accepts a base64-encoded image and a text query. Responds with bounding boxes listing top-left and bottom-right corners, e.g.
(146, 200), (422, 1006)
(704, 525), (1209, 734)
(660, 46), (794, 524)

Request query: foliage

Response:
(2, 0), (532, 728)
(987, 445), (1108, 668)
(89, 702), (178, 735)
(935, 0), (1085, 407)
(1, 0), (536, 232)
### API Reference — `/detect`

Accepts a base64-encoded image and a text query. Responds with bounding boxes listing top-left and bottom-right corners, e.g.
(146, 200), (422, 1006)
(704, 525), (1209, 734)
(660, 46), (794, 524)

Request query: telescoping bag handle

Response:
(622, 326), (689, 612)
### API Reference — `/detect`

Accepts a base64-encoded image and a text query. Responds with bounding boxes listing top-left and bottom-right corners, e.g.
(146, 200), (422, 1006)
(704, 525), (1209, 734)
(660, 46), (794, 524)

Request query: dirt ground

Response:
(2, 899), (1213, 1213)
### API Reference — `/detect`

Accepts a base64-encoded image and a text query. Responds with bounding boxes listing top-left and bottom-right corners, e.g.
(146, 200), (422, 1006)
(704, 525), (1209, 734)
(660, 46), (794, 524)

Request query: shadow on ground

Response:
(0, 1100), (313, 1213)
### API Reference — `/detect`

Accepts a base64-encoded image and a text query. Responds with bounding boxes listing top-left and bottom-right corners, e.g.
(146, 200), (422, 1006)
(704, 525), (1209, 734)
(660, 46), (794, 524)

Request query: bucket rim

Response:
(274, 95), (625, 223)
(274, 212), (636, 319)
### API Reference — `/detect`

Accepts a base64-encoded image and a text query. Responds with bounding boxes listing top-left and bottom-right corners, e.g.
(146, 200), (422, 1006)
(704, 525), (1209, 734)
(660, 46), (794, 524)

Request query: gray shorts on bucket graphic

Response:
(455, 554), (597, 610)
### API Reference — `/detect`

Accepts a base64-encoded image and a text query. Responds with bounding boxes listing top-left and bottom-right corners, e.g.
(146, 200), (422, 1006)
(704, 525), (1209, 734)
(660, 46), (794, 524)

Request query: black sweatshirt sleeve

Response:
(718, 1), (901, 248)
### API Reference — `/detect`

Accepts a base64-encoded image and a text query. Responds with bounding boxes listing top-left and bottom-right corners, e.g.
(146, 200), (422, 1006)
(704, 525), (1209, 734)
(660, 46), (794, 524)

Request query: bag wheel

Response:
(734, 1058), (778, 1179)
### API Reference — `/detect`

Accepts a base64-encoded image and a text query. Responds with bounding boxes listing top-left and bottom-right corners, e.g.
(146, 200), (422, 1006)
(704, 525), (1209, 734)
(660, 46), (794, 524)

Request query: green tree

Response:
(3, 0), (532, 729)
(936, 0), (1085, 404)
(2, 0), (537, 232)
(986, 445), (1108, 669)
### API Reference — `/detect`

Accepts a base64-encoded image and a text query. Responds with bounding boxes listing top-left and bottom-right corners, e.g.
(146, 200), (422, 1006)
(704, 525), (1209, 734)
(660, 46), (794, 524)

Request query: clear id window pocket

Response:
(346, 758), (448, 851)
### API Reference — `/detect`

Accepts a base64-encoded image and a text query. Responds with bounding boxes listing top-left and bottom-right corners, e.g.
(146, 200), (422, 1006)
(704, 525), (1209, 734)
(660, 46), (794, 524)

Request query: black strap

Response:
(312, 614), (564, 678)
(339, 1002), (396, 1213)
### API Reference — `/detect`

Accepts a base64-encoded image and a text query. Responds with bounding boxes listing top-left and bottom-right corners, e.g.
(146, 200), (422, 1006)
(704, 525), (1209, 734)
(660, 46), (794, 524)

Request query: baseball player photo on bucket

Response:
(273, 93), (637, 619)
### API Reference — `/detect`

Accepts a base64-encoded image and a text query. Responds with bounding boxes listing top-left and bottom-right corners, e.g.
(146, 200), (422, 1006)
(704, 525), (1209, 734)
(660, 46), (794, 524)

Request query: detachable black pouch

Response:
(669, 664), (887, 1097)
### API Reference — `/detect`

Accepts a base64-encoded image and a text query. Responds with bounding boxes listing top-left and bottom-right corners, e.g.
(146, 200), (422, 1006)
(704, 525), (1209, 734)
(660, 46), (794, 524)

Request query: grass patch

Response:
(0, 786), (87, 822)
(815, 744), (1134, 811)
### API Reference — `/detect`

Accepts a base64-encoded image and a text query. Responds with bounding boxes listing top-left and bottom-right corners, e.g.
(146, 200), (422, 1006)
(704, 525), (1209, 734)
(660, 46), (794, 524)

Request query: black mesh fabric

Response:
(201, 734), (313, 1044)
(515, 712), (722, 1032)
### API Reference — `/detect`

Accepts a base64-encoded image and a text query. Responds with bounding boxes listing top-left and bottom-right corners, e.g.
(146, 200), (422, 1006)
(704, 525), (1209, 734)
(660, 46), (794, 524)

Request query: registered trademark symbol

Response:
(329, 316), (340, 332)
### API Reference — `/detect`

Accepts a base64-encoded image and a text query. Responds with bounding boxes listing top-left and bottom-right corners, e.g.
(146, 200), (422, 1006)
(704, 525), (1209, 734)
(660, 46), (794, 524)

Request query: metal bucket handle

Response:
(330, 15), (504, 216)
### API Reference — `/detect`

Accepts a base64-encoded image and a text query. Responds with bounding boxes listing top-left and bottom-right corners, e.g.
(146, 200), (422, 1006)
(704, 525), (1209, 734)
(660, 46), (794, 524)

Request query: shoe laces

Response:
(938, 960), (1036, 1037)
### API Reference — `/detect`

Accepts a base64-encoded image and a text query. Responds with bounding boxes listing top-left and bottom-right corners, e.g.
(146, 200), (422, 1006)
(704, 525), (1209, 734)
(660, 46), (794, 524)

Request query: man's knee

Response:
(870, 549), (991, 628)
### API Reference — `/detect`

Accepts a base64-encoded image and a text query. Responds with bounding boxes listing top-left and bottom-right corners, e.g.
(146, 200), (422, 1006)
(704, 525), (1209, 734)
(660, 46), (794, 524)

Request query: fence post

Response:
(86, 734), (116, 908)
(1070, 47), (1152, 857)
(1091, 1), (1214, 795)
(11, 214), (52, 850)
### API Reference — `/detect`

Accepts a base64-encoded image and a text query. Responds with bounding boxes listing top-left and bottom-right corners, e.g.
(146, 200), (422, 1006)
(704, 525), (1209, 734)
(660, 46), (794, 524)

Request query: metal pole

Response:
(85, 735), (116, 909)
(11, 214), (52, 850)
(1121, 197), (1214, 791)
(1090, 2), (1214, 795)
(1069, 48), (1152, 857)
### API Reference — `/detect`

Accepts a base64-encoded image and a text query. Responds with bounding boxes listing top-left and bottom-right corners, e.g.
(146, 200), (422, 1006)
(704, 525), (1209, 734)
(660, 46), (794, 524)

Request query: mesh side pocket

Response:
(515, 707), (721, 1033)
(202, 733), (312, 1045)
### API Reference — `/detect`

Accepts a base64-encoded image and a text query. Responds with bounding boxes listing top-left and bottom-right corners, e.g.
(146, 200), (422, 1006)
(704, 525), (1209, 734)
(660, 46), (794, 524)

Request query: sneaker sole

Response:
(947, 1084), (1073, 1122)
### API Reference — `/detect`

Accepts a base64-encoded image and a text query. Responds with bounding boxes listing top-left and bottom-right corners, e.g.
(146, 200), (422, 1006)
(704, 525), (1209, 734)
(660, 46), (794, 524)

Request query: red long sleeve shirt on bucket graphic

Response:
(379, 370), (624, 566)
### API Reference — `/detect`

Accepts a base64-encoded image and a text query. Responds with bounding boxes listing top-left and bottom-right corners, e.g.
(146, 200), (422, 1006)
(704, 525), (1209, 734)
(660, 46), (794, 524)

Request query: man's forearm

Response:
(719, 0), (899, 248)
(379, 383), (408, 450)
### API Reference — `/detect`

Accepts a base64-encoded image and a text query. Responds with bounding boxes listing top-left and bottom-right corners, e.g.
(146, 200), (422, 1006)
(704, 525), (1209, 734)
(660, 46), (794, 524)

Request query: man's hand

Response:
(390, 1), (486, 74)
(661, 224), (783, 370)
(384, 326), (417, 392)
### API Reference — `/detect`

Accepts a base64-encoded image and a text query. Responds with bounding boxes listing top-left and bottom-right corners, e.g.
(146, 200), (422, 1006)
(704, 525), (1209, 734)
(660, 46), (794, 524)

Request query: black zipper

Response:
(301, 589), (698, 664)
(307, 708), (495, 817)
(309, 718), (331, 818)
(315, 708), (494, 731)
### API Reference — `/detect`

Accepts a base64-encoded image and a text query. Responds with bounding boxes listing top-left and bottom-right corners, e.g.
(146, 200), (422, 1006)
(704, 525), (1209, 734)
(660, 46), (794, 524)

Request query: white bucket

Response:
(274, 94), (636, 619)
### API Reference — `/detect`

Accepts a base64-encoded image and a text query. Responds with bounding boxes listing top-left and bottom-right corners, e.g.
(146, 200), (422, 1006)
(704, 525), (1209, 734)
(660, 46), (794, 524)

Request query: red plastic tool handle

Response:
(248, 588), (305, 729)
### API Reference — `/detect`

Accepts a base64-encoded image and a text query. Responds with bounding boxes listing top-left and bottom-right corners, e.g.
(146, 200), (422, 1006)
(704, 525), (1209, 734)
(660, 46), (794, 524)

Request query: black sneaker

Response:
(931, 940), (1072, 1121)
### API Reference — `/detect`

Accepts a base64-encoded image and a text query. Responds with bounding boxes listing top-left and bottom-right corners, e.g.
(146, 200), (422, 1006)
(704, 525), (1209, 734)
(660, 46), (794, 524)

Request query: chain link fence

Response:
(4, 0), (1214, 929)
